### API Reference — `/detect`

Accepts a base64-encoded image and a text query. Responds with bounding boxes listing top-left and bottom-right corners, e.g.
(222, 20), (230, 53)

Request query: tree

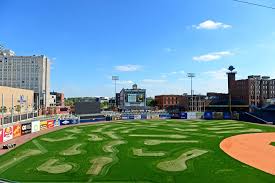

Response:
(15, 105), (21, 113)
(147, 99), (157, 107)
(100, 101), (109, 110)
(1, 106), (7, 113)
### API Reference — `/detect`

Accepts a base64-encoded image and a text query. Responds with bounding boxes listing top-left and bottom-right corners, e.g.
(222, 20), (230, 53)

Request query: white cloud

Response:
(193, 20), (232, 30)
(142, 79), (167, 84)
(114, 64), (142, 72)
(117, 80), (134, 85)
(193, 51), (233, 62)
(163, 48), (176, 53)
(161, 70), (185, 78)
(204, 68), (228, 80)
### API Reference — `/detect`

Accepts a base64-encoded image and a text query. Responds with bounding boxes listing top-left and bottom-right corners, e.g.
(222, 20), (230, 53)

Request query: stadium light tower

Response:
(187, 73), (195, 112)
(112, 76), (119, 96)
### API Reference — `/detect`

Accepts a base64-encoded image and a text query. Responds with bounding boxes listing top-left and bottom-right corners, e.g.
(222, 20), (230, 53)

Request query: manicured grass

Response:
(1, 120), (275, 183)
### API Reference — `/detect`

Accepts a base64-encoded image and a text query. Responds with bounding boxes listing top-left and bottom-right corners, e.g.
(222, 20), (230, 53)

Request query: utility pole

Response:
(187, 73), (195, 112)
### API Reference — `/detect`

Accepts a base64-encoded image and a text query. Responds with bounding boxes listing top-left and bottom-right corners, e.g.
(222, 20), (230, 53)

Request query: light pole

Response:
(187, 73), (195, 112)
(112, 75), (119, 99)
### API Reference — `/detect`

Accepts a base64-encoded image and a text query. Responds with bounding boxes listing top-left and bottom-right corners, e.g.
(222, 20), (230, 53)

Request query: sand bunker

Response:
(103, 140), (126, 153)
(173, 128), (199, 132)
(129, 134), (187, 139)
(87, 156), (113, 175)
(132, 148), (166, 157)
(144, 140), (199, 146)
(37, 159), (73, 174)
(157, 149), (208, 172)
(214, 129), (262, 134)
(66, 127), (83, 134)
(88, 134), (104, 141)
(41, 134), (76, 142)
(102, 131), (121, 140)
(0, 149), (42, 173)
(60, 144), (84, 156)
(220, 133), (275, 175)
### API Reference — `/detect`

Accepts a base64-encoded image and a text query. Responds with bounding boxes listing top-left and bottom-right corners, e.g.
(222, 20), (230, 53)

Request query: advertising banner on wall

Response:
(60, 119), (79, 125)
(31, 121), (40, 133)
(204, 112), (213, 120)
(180, 112), (187, 119)
(0, 129), (3, 143)
(187, 112), (197, 119)
(3, 126), (13, 142)
(223, 112), (231, 119)
(54, 119), (60, 127)
(213, 112), (223, 120)
(40, 121), (48, 130)
(13, 124), (21, 138)
(21, 122), (32, 135)
(47, 120), (55, 128)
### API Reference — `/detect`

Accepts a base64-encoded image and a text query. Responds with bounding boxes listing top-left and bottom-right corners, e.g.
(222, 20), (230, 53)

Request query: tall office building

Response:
(0, 49), (50, 107)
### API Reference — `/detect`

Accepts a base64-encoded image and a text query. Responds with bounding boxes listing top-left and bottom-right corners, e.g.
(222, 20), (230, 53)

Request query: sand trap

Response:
(88, 134), (104, 141)
(103, 140), (126, 153)
(214, 129), (262, 134)
(60, 144), (84, 156)
(144, 140), (199, 146)
(41, 134), (76, 142)
(0, 149), (42, 173)
(37, 159), (73, 174)
(133, 148), (166, 157)
(173, 128), (199, 132)
(220, 133), (275, 175)
(102, 131), (121, 140)
(66, 127), (83, 134)
(129, 134), (187, 139)
(87, 156), (113, 175)
(157, 149), (208, 172)
(32, 140), (48, 154)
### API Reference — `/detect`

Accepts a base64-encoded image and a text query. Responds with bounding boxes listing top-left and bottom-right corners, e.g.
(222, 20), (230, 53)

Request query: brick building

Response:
(228, 71), (275, 107)
(155, 95), (186, 110)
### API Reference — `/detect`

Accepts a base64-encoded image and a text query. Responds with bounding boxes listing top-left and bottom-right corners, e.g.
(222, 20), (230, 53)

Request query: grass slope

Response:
(0, 120), (275, 183)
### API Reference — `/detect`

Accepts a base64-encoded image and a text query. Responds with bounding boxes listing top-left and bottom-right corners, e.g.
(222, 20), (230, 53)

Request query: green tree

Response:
(15, 105), (21, 113)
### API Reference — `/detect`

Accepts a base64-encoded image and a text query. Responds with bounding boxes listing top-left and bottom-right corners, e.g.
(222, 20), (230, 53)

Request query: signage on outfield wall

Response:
(0, 129), (3, 143)
(180, 112), (187, 119)
(60, 119), (79, 125)
(21, 122), (32, 135)
(13, 124), (21, 138)
(47, 120), (54, 128)
(3, 126), (13, 142)
(204, 112), (213, 120)
(40, 121), (48, 130)
(54, 119), (60, 127)
(31, 121), (41, 133)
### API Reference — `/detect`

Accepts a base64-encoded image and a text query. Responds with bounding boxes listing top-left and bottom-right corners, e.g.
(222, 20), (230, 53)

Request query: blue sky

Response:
(1, 0), (275, 97)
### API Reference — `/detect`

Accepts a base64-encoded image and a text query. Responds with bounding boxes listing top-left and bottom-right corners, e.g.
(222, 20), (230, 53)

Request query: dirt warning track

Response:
(220, 132), (275, 175)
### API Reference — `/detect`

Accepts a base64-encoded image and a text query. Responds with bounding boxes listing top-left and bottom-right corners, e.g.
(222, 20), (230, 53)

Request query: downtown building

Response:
(228, 70), (275, 108)
(0, 49), (50, 108)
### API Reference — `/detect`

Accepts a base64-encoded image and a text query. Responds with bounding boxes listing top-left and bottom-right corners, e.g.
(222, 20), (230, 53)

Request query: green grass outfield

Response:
(1, 120), (275, 183)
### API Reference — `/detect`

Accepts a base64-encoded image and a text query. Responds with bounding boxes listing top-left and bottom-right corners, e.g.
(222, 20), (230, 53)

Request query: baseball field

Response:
(0, 119), (275, 183)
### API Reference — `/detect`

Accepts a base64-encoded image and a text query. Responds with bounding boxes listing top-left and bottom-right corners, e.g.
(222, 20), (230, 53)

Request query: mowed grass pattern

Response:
(1, 120), (275, 182)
